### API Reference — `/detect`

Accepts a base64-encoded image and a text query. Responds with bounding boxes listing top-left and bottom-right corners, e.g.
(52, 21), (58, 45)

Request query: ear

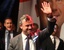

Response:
(20, 25), (22, 29)
(35, 4), (39, 17)
(4, 23), (6, 27)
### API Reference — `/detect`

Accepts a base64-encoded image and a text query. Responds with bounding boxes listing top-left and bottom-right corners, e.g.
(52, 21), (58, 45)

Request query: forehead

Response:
(5, 19), (12, 22)
(5, 19), (12, 23)
(22, 20), (33, 25)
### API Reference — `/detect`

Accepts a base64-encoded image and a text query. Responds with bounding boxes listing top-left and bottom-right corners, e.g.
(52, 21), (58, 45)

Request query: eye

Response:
(30, 24), (32, 26)
(26, 25), (29, 27)
(26, 24), (32, 27)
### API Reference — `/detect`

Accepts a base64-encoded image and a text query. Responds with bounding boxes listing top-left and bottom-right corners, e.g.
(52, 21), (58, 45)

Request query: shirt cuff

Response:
(47, 18), (56, 22)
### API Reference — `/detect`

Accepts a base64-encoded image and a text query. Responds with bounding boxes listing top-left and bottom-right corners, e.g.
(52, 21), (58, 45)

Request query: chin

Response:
(7, 29), (12, 31)
(28, 32), (31, 34)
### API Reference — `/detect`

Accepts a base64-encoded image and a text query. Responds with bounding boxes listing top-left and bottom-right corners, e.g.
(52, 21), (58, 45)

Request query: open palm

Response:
(41, 2), (52, 14)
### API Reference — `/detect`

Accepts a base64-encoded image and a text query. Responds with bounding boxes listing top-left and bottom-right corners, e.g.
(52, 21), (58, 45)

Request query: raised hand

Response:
(41, 2), (52, 14)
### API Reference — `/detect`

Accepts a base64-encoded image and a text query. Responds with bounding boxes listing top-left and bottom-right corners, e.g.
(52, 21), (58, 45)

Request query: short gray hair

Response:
(19, 14), (33, 25)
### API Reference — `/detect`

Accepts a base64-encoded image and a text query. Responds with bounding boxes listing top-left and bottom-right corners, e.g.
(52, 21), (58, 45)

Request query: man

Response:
(31, 23), (40, 37)
(41, 24), (64, 50)
(8, 2), (56, 50)
(36, 0), (64, 37)
(2, 17), (18, 50)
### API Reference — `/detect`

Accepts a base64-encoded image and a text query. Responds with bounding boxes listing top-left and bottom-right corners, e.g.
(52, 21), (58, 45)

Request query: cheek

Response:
(22, 26), (28, 31)
(56, 14), (64, 26)
(57, 2), (64, 15)
(56, 4), (64, 26)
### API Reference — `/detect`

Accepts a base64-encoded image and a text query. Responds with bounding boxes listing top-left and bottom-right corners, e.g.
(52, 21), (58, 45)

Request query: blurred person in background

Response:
(41, 24), (64, 50)
(35, 0), (64, 38)
(1, 17), (18, 50)
(31, 23), (40, 38)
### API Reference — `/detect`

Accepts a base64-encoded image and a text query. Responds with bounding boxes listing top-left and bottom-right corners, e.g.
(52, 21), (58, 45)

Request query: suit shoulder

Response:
(9, 34), (22, 49)
(59, 38), (64, 42)
(10, 34), (21, 43)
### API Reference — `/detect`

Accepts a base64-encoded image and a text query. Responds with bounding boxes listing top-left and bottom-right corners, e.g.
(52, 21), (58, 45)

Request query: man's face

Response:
(36, 0), (64, 27)
(20, 20), (33, 35)
(4, 19), (13, 31)
(50, 0), (64, 27)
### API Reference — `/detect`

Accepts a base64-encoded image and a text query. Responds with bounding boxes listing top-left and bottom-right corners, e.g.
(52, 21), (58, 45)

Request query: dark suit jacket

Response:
(8, 19), (56, 50)
(0, 30), (19, 50)
(41, 37), (64, 50)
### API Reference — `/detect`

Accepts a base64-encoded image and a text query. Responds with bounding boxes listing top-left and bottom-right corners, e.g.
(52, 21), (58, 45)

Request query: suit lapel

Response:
(47, 37), (54, 50)
(17, 34), (23, 50)
(47, 37), (54, 45)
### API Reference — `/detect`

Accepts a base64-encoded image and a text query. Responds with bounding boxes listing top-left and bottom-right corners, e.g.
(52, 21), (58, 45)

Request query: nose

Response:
(52, 8), (57, 13)
(28, 25), (32, 29)
(51, 2), (57, 13)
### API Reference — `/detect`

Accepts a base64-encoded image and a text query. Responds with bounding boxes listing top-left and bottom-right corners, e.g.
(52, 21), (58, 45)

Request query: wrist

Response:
(47, 18), (56, 22)
(47, 13), (53, 18)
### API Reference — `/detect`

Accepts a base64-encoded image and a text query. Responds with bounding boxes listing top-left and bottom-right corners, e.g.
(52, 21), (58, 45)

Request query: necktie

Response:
(25, 36), (30, 50)
(54, 37), (56, 50)
(5, 30), (10, 50)
(7, 33), (10, 46)
(7, 31), (10, 50)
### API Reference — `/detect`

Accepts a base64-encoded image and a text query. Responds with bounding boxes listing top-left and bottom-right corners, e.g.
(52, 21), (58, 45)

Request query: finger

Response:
(41, 8), (44, 12)
(42, 3), (44, 9)
(42, 2), (47, 9)
(48, 3), (50, 7)
(44, 1), (48, 7)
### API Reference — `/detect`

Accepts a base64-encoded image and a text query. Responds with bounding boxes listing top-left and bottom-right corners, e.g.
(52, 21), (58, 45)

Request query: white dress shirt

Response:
(21, 32), (36, 50)
(5, 30), (13, 50)
(50, 35), (60, 50)
(10, 32), (13, 39)
(5, 30), (9, 50)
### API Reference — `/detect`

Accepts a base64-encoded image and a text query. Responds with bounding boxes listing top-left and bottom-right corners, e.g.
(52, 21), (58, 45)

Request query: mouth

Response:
(53, 16), (58, 20)
(27, 29), (32, 32)
(52, 13), (60, 20)
(52, 9), (61, 20)
(8, 27), (12, 28)
(7, 26), (12, 29)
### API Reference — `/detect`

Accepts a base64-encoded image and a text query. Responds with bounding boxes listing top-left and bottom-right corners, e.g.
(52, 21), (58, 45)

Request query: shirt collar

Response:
(5, 30), (13, 33)
(21, 32), (27, 40)
(50, 35), (54, 39)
